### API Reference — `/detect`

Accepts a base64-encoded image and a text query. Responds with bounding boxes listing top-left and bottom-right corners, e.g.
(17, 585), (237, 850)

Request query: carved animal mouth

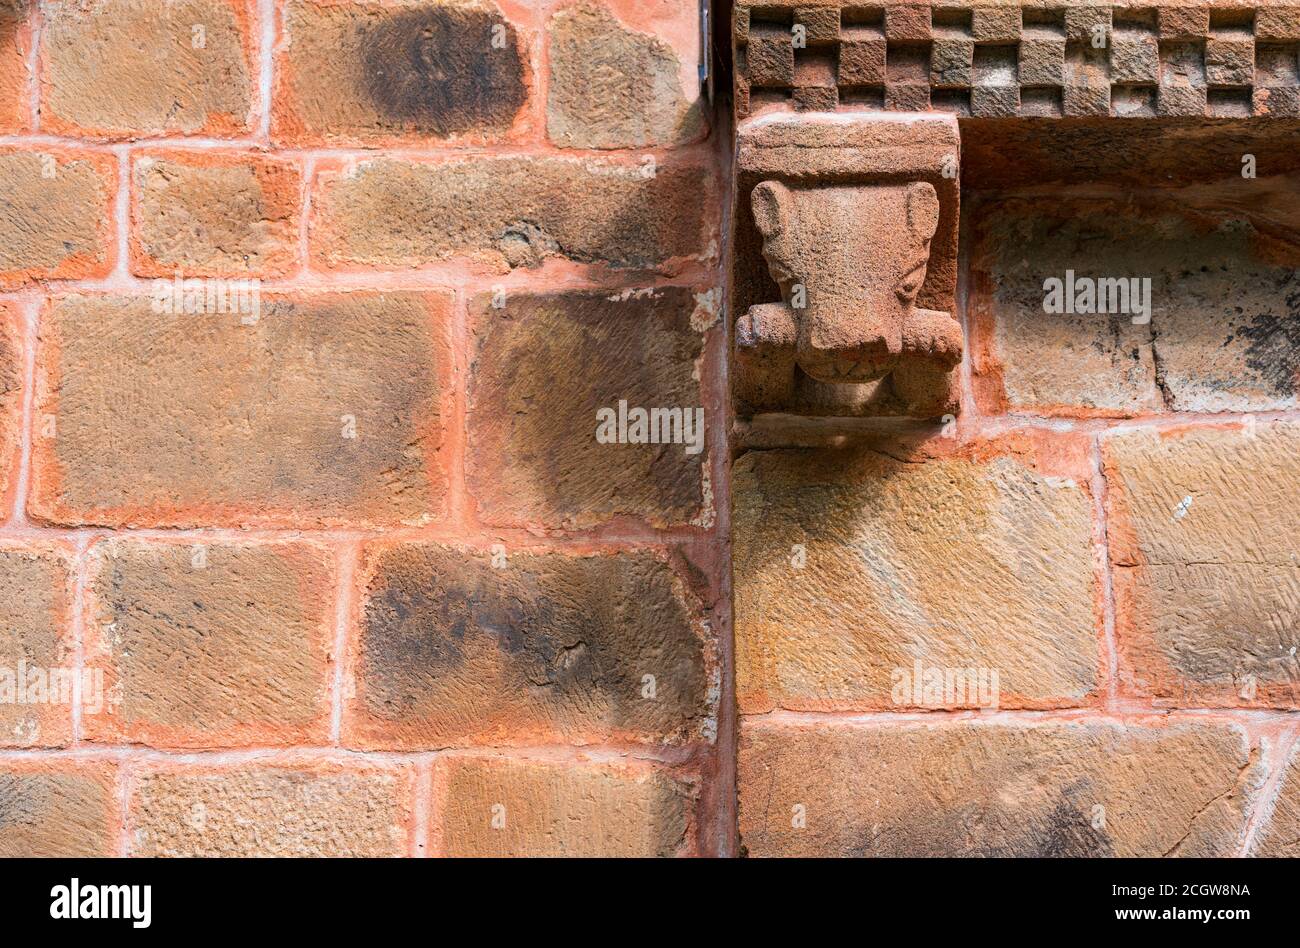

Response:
(802, 351), (891, 384)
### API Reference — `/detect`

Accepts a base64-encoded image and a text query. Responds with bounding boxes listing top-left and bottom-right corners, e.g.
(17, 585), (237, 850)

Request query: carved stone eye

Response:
(896, 261), (927, 301)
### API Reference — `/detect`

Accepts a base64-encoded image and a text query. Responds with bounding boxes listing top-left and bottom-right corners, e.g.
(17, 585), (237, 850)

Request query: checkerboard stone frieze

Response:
(733, 3), (1300, 118)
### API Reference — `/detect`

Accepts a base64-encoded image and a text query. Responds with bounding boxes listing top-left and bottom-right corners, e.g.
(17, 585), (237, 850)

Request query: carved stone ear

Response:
(751, 180), (790, 238)
(905, 182), (940, 243)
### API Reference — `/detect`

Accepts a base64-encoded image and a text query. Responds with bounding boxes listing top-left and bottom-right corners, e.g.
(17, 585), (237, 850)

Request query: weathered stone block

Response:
(274, 0), (530, 145)
(0, 760), (117, 856)
(733, 436), (1098, 712)
(131, 151), (301, 278)
(41, 0), (253, 138)
(346, 543), (713, 749)
(436, 756), (692, 857)
(0, 147), (116, 287)
(547, 1), (705, 148)
(130, 761), (414, 856)
(970, 192), (1300, 415)
(310, 155), (716, 274)
(32, 292), (449, 528)
(0, 542), (75, 748)
(1105, 424), (1300, 708)
(739, 720), (1261, 856)
(83, 539), (335, 747)
(466, 287), (712, 530)
(0, 0), (28, 133)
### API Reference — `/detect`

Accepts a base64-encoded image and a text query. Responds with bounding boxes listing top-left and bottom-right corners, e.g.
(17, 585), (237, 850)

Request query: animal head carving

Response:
(749, 179), (950, 385)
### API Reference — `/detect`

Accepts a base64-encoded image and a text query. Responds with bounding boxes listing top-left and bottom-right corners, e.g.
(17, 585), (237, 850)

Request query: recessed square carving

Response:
(931, 6), (972, 37)
(1111, 84), (1158, 117)
(1160, 41), (1208, 88)
(1208, 87), (1254, 115)
(974, 45), (1018, 85)
(1020, 87), (1064, 115)
(888, 41), (931, 82)
(1256, 44), (1300, 86)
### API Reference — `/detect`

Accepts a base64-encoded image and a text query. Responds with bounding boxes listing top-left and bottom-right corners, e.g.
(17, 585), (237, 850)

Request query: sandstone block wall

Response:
(0, 0), (727, 857)
(3, 0), (1298, 859)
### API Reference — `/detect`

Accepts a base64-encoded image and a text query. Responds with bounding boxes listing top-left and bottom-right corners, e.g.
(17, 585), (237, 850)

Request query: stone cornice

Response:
(733, 2), (1300, 118)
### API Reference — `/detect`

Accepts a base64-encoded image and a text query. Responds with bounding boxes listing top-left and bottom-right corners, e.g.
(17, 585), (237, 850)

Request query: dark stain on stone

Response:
(469, 288), (706, 525)
(0, 1), (26, 27)
(1031, 786), (1114, 857)
(850, 780), (1112, 857)
(359, 7), (526, 136)
(1238, 283), (1300, 398)
(359, 546), (706, 738)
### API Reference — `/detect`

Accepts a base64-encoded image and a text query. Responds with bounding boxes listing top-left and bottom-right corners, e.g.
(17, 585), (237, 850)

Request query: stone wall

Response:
(1, 0), (1298, 859)
(0, 0), (729, 857)
(732, 2), (1300, 859)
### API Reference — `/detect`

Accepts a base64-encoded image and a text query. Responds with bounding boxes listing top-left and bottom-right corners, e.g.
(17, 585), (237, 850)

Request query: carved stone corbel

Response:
(731, 113), (963, 420)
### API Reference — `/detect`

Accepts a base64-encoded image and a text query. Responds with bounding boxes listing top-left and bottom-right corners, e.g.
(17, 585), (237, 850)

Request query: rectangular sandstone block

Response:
(968, 194), (1158, 415)
(1256, 7), (1300, 40)
(969, 191), (1300, 415)
(1104, 423), (1300, 708)
(39, 0), (255, 138)
(1019, 35), (1066, 86)
(274, 0), (532, 146)
(794, 5), (840, 43)
(130, 151), (302, 278)
(931, 37), (973, 87)
(733, 434), (1099, 713)
(129, 760), (414, 856)
(0, 541), (75, 748)
(466, 286), (713, 530)
(971, 82), (1019, 116)
(1110, 30), (1161, 84)
(739, 719), (1262, 857)
(971, 6), (1021, 43)
(1205, 35), (1255, 86)
(1158, 7), (1210, 40)
(82, 539), (335, 748)
(1065, 6), (1110, 44)
(1158, 83), (1208, 115)
(0, 759), (118, 856)
(547, 0), (706, 148)
(885, 4), (931, 40)
(31, 291), (449, 529)
(310, 155), (716, 274)
(1255, 85), (1300, 115)
(345, 543), (714, 750)
(0, 0), (30, 133)
(745, 27), (795, 86)
(838, 27), (887, 85)
(0, 147), (116, 287)
(435, 756), (693, 857)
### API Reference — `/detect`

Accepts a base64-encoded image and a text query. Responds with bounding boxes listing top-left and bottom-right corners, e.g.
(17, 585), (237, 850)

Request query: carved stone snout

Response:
(736, 179), (963, 415)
